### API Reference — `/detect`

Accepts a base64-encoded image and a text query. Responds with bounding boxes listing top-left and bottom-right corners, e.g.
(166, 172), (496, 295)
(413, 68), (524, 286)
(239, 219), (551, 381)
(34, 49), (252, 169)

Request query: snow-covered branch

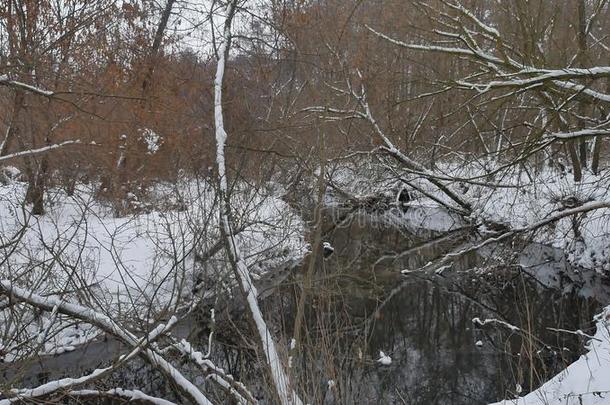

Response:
(0, 280), (214, 405)
(366, 25), (610, 104)
(545, 128), (610, 140)
(445, 1), (500, 38)
(417, 200), (610, 274)
(457, 67), (610, 94)
(350, 84), (473, 214)
(546, 327), (602, 342)
(472, 317), (520, 332)
(211, 1), (302, 404)
(0, 75), (55, 97)
(0, 140), (83, 163)
(66, 389), (178, 405)
(172, 339), (257, 404)
(1, 317), (177, 404)
(365, 24), (506, 65)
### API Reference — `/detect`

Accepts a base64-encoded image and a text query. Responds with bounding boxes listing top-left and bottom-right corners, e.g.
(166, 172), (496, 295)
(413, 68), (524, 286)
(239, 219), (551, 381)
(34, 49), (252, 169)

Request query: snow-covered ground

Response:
(466, 169), (610, 273)
(0, 178), (306, 361)
(325, 160), (610, 273)
(490, 305), (610, 405)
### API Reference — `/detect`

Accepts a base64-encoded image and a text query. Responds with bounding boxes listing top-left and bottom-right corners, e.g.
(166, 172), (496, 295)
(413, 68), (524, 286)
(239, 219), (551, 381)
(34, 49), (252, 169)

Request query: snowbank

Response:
(325, 159), (610, 272)
(490, 306), (610, 405)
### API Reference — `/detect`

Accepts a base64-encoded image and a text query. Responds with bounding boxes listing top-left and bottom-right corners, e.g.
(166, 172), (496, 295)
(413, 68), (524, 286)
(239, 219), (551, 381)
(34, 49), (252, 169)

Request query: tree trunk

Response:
(211, 2), (302, 404)
(292, 126), (326, 352)
(576, 0), (589, 169)
(26, 160), (47, 216)
(591, 59), (609, 175)
(141, 0), (176, 100)
(0, 90), (25, 157)
(567, 141), (583, 182)
(591, 132), (602, 175)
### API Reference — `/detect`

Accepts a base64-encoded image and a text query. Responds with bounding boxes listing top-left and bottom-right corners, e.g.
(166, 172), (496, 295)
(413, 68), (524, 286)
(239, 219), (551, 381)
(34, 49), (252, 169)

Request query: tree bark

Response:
(141, 0), (176, 100)
(0, 90), (25, 157)
(576, 0), (589, 169)
(567, 140), (583, 182)
(211, 1), (302, 404)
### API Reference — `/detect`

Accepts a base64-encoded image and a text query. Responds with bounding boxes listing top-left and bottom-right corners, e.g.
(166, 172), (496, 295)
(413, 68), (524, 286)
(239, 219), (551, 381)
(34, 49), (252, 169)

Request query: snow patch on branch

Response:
(69, 389), (177, 405)
(139, 128), (162, 154)
(0, 75), (55, 97)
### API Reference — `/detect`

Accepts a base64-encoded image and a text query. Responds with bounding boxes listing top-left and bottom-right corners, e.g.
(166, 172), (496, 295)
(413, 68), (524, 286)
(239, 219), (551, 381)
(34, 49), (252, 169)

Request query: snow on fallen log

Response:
(67, 388), (177, 405)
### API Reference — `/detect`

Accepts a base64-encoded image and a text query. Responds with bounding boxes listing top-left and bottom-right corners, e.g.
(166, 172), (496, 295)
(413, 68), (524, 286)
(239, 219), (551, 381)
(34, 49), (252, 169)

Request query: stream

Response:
(256, 207), (608, 404)
(1, 205), (608, 404)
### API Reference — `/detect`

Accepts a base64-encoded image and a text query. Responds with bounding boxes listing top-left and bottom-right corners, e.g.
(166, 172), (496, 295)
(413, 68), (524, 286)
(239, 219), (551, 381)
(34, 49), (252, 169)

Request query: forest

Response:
(1, 0), (610, 404)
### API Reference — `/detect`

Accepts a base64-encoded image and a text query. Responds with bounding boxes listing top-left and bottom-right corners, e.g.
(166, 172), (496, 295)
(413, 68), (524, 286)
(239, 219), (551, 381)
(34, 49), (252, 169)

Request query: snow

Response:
(139, 128), (162, 154)
(490, 306), (610, 405)
(0, 140), (81, 164)
(325, 159), (610, 274)
(377, 351), (392, 366)
(0, 180), (306, 361)
(68, 389), (177, 405)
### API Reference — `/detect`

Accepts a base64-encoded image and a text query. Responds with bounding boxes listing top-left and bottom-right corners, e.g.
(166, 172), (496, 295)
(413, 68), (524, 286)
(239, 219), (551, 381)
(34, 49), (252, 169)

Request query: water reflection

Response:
(275, 210), (604, 404)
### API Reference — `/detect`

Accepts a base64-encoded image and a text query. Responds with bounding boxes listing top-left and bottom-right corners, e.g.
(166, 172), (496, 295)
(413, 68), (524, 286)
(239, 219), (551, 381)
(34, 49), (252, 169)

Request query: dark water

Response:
(261, 208), (605, 404)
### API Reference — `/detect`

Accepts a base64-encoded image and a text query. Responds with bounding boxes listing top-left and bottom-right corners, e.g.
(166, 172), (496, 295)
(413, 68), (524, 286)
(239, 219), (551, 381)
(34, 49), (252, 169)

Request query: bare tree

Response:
(210, 0), (302, 403)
